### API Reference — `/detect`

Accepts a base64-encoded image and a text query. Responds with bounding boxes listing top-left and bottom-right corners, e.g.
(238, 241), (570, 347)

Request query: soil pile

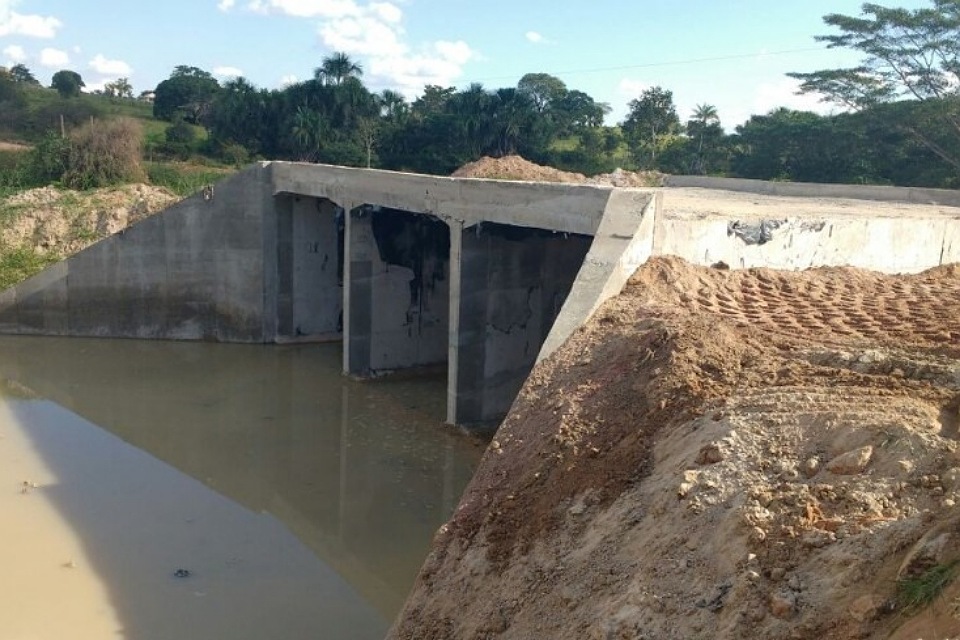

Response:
(452, 155), (663, 187)
(1, 184), (177, 257)
(390, 257), (960, 640)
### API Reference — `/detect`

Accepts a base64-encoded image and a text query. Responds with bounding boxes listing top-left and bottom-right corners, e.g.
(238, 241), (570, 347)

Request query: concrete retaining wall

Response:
(654, 215), (960, 273)
(0, 164), (275, 341)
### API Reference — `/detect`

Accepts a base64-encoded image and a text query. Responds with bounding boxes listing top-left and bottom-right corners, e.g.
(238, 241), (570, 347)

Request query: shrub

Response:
(22, 132), (70, 186)
(61, 117), (145, 189)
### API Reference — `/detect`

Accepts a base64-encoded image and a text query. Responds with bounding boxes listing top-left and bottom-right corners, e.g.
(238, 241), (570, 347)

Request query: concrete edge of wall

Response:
(536, 190), (659, 362)
(664, 175), (960, 207)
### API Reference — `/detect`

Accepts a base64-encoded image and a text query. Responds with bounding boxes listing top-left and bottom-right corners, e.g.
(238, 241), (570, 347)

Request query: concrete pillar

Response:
(448, 223), (591, 426)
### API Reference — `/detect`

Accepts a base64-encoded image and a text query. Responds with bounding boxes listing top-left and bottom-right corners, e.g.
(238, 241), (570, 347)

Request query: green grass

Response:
(146, 161), (235, 196)
(0, 247), (58, 290)
(897, 561), (958, 612)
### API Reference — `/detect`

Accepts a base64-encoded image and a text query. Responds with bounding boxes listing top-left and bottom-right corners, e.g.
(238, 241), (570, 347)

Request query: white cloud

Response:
(0, 11), (62, 38)
(717, 77), (841, 128)
(247, 0), (360, 18)
(3, 44), (26, 64)
(39, 47), (69, 68)
(368, 42), (476, 98)
(279, 73), (299, 86)
(217, 0), (236, 10)
(214, 65), (244, 78)
(525, 31), (546, 44)
(244, 0), (474, 96)
(369, 1), (400, 23)
(320, 14), (406, 57)
(89, 54), (132, 76)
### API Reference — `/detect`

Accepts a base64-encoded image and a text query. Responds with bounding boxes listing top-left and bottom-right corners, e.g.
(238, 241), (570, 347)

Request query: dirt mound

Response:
(452, 155), (664, 187)
(390, 257), (960, 640)
(452, 156), (588, 183)
(1, 184), (178, 257)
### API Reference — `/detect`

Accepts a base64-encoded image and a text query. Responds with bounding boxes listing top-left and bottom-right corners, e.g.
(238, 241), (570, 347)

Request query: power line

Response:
(468, 46), (827, 84)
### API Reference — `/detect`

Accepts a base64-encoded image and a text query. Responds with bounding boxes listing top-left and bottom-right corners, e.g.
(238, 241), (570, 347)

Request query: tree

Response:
(51, 70), (85, 98)
(315, 52), (363, 86)
(517, 73), (567, 113)
(621, 86), (680, 166)
(789, 0), (960, 171)
(153, 66), (220, 124)
(687, 104), (722, 174)
(104, 77), (133, 99)
(10, 64), (39, 85)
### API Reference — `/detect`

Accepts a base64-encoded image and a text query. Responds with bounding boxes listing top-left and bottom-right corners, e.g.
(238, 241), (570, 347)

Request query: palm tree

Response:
(379, 89), (409, 122)
(690, 103), (720, 174)
(315, 52), (363, 86)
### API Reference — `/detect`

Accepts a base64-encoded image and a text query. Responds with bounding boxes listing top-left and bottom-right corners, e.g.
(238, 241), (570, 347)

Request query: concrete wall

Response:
(345, 207), (450, 375)
(654, 207), (960, 274)
(0, 164), (276, 341)
(276, 196), (342, 341)
(449, 223), (592, 425)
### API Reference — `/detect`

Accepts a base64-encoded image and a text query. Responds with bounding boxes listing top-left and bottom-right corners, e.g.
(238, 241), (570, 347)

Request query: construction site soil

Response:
(390, 256), (960, 640)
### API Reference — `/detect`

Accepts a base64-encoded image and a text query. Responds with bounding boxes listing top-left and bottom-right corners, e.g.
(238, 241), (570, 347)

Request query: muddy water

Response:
(0, 337), (483, 640)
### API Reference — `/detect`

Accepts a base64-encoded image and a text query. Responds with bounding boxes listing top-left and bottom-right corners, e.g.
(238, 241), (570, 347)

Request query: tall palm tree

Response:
(690, 103), (720, 174)
(315, 52), (363, 86)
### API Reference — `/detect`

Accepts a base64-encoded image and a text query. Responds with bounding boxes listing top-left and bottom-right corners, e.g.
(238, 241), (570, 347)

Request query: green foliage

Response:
(897, 561), (958, 612)
(51, 70), (85, 99)
(791, 0), (960, 172)
(61, 117), (146, 189)
(23, 132), (70, 185)
(153, 66), (220, 123)
(145, 162), (233, 196)
(316, 52), (363, 86)
(103, 77), (134, 99)
(10, 64), (40, 85)
(0, 248), (58, 290)
(622, 86), (681, 167)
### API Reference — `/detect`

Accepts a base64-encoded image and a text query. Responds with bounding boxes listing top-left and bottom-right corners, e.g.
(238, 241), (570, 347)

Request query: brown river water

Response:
(0, 337), (483, 640)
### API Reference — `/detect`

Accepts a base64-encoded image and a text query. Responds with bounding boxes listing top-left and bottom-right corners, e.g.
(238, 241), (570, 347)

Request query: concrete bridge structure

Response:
(1, 162), (959, 426)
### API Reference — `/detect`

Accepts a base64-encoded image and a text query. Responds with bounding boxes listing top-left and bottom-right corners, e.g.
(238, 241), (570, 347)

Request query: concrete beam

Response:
(271, 162), (610, 236)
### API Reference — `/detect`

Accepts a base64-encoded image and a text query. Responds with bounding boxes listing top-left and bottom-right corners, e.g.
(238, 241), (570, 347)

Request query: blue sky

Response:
(0, 0), (933, 128)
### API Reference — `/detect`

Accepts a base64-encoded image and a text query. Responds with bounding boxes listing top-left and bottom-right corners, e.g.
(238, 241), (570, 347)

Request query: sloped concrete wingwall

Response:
(0, 164), (277, 341)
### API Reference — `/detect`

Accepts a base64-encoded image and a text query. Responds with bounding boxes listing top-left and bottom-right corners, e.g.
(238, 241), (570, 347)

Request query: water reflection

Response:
(0, 337), (482, 640)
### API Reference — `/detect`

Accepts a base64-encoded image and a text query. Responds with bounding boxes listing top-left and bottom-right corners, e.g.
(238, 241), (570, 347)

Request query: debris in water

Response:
(173, 569), (191, 578)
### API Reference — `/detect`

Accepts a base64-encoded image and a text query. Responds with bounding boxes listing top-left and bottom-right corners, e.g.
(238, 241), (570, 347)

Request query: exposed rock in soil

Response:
(390, 257), (960, 640)
(0, 183), (178, 258)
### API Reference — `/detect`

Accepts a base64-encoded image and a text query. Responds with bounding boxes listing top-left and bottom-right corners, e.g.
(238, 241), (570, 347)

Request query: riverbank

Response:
(390, 256), (960, 640)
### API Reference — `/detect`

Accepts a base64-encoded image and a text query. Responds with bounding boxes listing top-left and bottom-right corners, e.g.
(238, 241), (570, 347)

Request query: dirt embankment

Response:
(391, 257), (960, 640)
(452, 155), (664, 187)
(0, 184), (177, 258)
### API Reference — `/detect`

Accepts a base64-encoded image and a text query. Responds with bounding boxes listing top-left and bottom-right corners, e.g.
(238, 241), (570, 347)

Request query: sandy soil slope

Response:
(391, 257), (960, 640)
(1, 184), (177, 257)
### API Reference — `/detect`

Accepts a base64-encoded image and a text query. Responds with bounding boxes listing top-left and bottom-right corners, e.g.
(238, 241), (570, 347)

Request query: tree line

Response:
(3, 0), (960, 188)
